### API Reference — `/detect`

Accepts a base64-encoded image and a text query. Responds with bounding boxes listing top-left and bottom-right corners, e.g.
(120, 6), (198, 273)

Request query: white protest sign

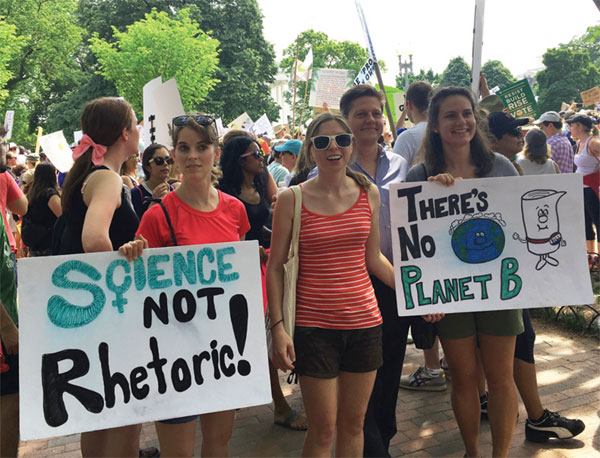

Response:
(309, 68), (355, 110)
(143, 77), (185, 148)
(490, 86), (500, 95)
(354, 57), (376, 86)
(3, 110), (14, 140)
(37, 131), (73, 173)
(249, 114), (273, 137)
(215, 118), (228, 137)
(227, 112), (253, 130)
(19, 241), (271, 440)
(471, 0), (486, 98)
(390, 174), (593, 316)
(73, 130), (83, 145)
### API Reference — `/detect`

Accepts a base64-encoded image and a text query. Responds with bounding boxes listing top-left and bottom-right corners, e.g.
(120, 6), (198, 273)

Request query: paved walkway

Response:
(18, 317), (600, 457)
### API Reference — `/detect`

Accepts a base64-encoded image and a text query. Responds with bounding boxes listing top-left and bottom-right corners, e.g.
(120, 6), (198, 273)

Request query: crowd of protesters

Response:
(1, 80), (598, 458)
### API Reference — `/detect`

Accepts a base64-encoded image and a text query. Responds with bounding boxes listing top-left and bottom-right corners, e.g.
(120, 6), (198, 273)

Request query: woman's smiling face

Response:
(434, 95), (476, 150)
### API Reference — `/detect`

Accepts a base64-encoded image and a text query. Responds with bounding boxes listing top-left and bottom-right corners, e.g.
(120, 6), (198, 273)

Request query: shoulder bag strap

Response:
(148, 198), (178, 246)
(288, 186), (302, 257)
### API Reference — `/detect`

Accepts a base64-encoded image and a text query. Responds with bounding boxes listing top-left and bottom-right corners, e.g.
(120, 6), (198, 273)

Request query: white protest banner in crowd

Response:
(309, 68), (355, 110)
(489, 86), (500, 95)
(215, 118), (228, 137)
(142, 77), (185, 148)
(471, 0), (486, 98)
(392, 92), (407, 124)
(37, 130), (74, 173)
(354, 57), (376, 86)
(581, 86), (600, 107)
(560, 102), (570, 112)
(3, 110), (14, 140)
(228, 112), (253, 130)
(19, 241), (271, 440)
(249, 114), (273, 137)
(73, 130), (83, 145)
(390, 174), (593, 316)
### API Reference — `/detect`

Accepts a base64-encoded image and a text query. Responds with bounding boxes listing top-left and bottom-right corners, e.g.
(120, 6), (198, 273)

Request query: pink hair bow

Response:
(72, 134), (107, 166)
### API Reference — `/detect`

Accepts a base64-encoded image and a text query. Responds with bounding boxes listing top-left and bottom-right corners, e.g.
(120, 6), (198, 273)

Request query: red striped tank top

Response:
(295, 186), (381, 330)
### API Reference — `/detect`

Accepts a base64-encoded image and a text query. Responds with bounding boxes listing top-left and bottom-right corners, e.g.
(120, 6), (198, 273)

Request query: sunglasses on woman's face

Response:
(172, 115), (215, 127)
(240, 150), (264, 160)
(310, 133), (353, 150)
(149, 156), (174, 166)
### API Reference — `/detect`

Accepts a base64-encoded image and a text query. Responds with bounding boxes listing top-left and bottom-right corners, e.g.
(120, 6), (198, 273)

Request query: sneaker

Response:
(407, 334), (414, 345)
(525, 409), (585, 442)
(480, 392), (488, 420)
(399, 366), (447, 391)
(440, 357), (450, 380)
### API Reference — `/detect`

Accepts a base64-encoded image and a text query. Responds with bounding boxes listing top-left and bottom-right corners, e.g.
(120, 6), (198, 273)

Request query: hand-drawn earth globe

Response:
(451, 218), (505, 264)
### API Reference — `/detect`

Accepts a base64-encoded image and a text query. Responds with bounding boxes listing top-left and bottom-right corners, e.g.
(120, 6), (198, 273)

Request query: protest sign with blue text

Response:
(19, 241), (270, 440)
(390, 174), (593, 316)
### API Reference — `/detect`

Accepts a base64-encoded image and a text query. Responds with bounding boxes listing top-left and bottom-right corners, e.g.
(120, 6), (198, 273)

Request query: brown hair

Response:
(62, 97), (135, 212)
(339, 84), (385, 119)
(421, 87), (494, 176)
(169, 115), (221, 185)
(300, 113), (370, 191)
(406, 81), (433, 114)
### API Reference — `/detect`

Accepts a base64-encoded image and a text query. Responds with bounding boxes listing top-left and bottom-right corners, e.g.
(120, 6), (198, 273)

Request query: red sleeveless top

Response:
(295, 186), (381, 330)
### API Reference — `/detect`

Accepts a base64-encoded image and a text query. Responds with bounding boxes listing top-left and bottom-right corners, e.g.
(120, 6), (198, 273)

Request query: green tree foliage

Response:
(78, 0), (280, 124)
(440, 57), (471, 88)
(90, 9), (219, 113)
(481, 60), (515, 90)
(0, 18), (24, 105)
(396, 68), (440, 90)
(564, 25), (600, 68)
(0, 0), (84, 142)
(279, 30), (370, 129)
(536, 47), (600, 112)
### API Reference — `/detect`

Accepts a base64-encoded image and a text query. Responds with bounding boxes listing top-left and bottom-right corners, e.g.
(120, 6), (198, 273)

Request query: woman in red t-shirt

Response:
(123, 115), (249, 457)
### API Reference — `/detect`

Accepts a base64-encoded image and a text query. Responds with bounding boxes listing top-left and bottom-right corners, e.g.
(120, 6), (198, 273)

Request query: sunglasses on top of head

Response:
(172, 115), (215, 127)
(310, 133), (353, 150)
(149, 156), (174, 166)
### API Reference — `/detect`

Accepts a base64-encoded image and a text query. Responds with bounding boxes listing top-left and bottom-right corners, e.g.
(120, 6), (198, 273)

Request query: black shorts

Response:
(0, 340), (19, 396)
(293, 325), (382, 379)
(514, 309), (536, 364)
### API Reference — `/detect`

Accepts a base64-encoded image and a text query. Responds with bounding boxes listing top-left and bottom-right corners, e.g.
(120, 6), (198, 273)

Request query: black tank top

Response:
(240, 196), (270, 246)
(65, 166), (139, 253)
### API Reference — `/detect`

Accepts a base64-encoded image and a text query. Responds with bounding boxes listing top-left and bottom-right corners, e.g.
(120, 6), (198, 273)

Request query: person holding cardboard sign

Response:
(129, 114), (250, 457)
(405, 87), (523, 458)
(59, 97), (146, 457)
(267, 113), (402, 457)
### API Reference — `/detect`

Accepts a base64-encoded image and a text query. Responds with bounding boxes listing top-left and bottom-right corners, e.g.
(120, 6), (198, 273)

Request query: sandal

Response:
(274, 410), (308, 431)
(139, 447), (160, 457)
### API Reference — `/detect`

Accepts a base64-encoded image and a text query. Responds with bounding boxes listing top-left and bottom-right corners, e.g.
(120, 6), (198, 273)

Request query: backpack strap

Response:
(148, 198), (178, 246)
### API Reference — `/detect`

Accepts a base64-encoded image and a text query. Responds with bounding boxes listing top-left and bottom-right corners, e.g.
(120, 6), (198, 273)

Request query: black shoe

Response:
(480, 392), (488, 421)
(525, 409), (585, 442)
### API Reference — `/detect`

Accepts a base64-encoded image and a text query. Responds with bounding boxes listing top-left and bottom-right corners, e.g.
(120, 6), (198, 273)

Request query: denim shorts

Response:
(293, 325), (382, 379)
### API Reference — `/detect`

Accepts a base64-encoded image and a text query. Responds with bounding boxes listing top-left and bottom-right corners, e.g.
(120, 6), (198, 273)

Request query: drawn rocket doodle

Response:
(449, 212), (507, 264)
(512, 189), (567, 271)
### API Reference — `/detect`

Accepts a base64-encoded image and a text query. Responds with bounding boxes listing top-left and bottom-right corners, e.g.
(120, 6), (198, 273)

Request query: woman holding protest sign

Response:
(405, 86), (522, 458)
(60, 97), (146, 457)
(267, 112), (400, 457)
(125, 114), (250, 457)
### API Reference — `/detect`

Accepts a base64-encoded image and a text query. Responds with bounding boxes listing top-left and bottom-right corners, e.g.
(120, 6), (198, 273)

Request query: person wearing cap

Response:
(566, 114), (600, 252)
(487, 111), (530, 175)
(25, 152), (39, 170)
(272, 139), (301, 186)
(273, 123), (286, 139)
(515, 129), (560, 175)
(268, 141), (292, 186)
(533, 111), (574, 174)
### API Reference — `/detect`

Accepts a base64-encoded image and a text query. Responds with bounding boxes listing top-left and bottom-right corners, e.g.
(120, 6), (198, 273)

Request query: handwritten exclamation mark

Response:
(229, 294), (251, 376)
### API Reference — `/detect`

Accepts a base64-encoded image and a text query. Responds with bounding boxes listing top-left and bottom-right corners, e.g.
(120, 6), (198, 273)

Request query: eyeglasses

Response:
(172, 115), (215, 127)
(310, 133), (353, 150)
(240, 150), (264, 160)
(149, 156), (174, 166)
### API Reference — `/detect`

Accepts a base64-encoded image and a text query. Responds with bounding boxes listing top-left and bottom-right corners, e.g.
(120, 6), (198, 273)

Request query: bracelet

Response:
(270, 319), (284, 331)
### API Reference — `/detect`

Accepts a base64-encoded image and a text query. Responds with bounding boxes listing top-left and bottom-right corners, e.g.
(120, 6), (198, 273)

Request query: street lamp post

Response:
(398, 53), (413, 92)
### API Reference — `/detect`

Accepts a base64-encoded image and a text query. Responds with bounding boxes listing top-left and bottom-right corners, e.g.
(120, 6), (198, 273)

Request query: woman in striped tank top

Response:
(267, 113), (396, 457)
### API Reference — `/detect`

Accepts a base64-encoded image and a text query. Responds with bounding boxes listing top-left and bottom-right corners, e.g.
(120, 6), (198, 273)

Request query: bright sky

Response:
(257, 0), (600, 85)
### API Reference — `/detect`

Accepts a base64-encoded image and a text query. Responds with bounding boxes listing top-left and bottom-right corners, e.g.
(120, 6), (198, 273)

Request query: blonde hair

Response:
(300, 113), (371, 191)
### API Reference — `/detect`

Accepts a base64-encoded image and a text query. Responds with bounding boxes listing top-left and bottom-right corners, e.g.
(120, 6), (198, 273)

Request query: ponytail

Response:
(61, 148), (94, 213)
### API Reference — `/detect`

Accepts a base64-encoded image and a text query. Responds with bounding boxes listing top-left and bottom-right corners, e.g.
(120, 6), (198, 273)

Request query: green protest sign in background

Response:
(497, 79), (540, 119)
